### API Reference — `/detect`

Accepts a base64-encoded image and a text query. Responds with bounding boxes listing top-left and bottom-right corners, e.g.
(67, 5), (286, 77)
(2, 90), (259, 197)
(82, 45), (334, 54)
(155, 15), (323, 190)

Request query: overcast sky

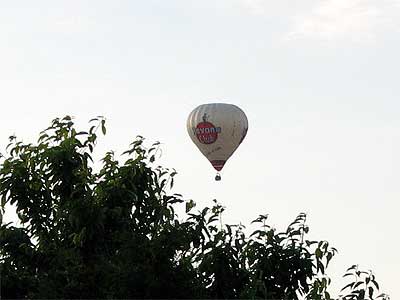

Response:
(1, 0), (399, 298)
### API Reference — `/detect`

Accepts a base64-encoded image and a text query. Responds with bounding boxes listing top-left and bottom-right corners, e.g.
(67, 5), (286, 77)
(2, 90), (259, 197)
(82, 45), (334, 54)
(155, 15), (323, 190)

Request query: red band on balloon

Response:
(211, 160), (226, 171)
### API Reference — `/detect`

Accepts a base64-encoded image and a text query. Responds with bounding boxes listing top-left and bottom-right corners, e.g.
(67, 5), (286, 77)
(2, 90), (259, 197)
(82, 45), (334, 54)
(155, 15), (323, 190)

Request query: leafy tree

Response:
(0, 116), (390, 299)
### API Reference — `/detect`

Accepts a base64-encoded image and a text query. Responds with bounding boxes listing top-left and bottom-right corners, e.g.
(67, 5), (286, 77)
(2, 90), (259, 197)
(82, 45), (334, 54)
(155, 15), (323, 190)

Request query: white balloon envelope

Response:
(187, 103), (248, 179)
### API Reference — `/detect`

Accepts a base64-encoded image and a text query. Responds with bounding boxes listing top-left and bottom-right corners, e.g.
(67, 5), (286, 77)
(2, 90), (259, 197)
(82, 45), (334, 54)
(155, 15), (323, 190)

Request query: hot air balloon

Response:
(187, 103), (248, 181)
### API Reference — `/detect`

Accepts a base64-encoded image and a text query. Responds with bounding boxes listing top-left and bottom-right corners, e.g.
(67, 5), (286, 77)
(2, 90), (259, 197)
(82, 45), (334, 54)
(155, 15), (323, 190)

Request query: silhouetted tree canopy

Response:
(0, 117), (389, 299)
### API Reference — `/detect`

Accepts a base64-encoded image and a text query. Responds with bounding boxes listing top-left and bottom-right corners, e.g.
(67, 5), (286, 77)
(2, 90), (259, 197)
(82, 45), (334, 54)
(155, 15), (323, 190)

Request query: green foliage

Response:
(0, 116), (389, 299)
(339, 265), (390, 300)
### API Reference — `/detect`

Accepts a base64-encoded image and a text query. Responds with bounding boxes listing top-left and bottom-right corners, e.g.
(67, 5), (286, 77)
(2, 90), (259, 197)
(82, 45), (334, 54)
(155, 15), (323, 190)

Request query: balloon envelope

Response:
(187, 103), (248, 171)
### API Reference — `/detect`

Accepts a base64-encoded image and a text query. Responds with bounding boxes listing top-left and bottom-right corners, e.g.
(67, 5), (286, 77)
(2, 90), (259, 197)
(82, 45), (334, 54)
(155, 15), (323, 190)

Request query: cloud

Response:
(237, 0), (270, 15)
(233, 0), (400, 42)
(52, 16), (94, 33)
(286, 0), (400, 42)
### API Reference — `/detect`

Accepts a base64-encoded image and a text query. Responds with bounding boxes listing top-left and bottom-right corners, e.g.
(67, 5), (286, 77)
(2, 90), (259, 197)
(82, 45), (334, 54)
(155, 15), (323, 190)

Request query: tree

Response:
(0, 116), (390, 299)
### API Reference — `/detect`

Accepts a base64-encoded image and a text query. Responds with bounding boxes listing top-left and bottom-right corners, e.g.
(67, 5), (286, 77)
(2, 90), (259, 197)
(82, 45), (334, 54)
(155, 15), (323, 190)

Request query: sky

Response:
(1, 0), (399, 298)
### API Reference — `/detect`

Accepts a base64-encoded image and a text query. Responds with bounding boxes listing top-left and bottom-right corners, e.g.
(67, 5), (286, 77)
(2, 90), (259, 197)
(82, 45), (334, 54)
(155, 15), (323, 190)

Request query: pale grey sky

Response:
(1, 0), (399, 298)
